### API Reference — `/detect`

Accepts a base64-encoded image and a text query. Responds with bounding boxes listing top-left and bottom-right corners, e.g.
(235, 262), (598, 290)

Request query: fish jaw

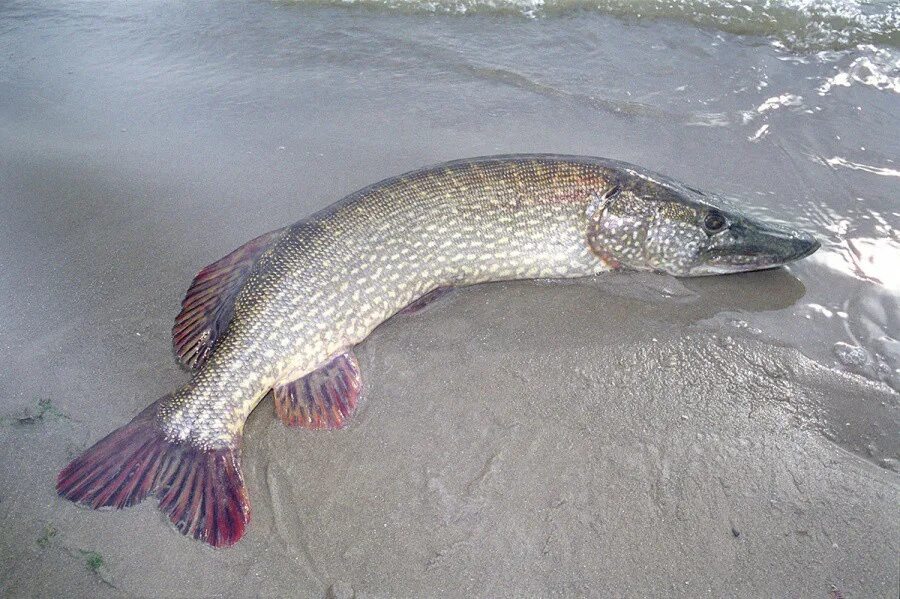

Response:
(689, 218), (820, 275)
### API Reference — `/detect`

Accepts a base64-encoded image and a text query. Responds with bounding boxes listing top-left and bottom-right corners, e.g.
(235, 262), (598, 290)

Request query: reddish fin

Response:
(274, 351), (361, 430)
(173, 227), (287, 370)
(57, 398), (250, 548)
(398, 286), (455, 315)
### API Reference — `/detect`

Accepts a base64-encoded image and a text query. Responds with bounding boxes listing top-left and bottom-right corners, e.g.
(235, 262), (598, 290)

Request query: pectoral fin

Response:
(274, 351), (362, 430)
(398, 286), (455, 315)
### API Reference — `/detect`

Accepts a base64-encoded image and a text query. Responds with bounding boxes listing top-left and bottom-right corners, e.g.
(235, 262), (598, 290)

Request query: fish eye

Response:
(703, 210), (727, 233)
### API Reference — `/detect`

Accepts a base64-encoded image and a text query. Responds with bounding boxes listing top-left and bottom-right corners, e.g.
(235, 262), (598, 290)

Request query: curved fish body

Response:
(57, 154), (819, 546)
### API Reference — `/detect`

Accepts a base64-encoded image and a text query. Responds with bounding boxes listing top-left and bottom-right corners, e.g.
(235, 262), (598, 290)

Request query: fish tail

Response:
(56, 397), (250, 548)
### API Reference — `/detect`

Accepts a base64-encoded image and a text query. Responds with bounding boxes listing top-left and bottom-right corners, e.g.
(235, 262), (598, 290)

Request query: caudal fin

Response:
(57, 398), (250, 547)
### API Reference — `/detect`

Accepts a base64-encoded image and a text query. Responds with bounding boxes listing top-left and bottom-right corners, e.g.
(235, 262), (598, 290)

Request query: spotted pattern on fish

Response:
(158, 156), (620, 448)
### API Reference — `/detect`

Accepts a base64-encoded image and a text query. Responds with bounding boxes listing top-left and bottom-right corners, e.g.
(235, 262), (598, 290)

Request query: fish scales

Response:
(57, 153), (819, 547)
(159, 156), (613, 448)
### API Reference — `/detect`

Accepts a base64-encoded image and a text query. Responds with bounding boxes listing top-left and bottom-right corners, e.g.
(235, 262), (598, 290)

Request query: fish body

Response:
(166, 155), (613, 448)
(57, 154), (819, 546)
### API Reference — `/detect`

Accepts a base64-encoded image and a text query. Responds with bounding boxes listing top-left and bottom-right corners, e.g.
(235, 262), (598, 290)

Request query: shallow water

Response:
(0, 1), (898, 596)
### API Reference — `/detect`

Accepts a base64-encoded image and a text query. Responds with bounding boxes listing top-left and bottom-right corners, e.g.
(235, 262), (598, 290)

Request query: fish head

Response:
(585, 175), (819, 276)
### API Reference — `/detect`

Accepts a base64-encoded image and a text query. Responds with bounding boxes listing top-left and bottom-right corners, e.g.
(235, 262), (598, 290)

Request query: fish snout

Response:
(754, 222), (821, 264)
(695, 218), (821, 275)
(787, 230), (820, 262)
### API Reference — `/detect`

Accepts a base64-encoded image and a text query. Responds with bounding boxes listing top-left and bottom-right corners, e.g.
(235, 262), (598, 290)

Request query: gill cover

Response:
(586, 182), (703, 271)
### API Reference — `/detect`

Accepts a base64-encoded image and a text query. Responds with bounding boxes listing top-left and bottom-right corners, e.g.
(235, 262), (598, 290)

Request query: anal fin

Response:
(274, 351), (361, 430)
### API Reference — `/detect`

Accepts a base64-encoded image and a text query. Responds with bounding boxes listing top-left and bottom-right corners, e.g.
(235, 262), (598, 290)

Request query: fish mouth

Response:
(698, 225), (820, 275)
(702, 252), (784, 274)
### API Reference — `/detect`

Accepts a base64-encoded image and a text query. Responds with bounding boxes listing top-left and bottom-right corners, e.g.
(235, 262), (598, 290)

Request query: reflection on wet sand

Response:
(801, 234), (900, 392)
(846, 236), (900, 290)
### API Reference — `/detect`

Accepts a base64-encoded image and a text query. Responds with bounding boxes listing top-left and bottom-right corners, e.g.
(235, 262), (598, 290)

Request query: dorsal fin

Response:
(172, 227), (287, 370)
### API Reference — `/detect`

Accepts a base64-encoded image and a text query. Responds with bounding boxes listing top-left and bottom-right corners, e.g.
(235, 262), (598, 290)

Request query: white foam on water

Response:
(818, 156), (900, 178)
(748, 123), (770, 141)
(756, 93), (804, 112)
(817, 45), (900, 94)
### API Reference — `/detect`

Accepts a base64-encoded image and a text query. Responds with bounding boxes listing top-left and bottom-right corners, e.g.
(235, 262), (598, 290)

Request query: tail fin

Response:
(57, 398), (250, 547)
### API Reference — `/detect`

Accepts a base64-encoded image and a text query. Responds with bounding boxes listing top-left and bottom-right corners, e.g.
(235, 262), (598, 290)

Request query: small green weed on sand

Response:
(76, 549), (113, 587)
(80, 550), (104, 573)
(36, 523), (58, 548)
(1, 398), (70, 426)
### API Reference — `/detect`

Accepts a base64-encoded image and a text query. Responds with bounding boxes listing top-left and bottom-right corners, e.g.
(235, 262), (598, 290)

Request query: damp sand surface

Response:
(1, 1), (898, 597)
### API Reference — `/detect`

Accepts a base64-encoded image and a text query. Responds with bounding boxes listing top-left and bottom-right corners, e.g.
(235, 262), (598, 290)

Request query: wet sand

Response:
(1, 2), (898, 597)
(2, 266), (898, 596)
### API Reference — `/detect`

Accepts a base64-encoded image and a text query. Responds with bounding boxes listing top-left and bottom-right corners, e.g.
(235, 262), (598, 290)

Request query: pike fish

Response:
(57, 155), (819, 547)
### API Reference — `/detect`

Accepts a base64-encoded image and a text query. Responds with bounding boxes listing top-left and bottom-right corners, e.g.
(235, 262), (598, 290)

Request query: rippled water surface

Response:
(0, 0), (897, 595)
